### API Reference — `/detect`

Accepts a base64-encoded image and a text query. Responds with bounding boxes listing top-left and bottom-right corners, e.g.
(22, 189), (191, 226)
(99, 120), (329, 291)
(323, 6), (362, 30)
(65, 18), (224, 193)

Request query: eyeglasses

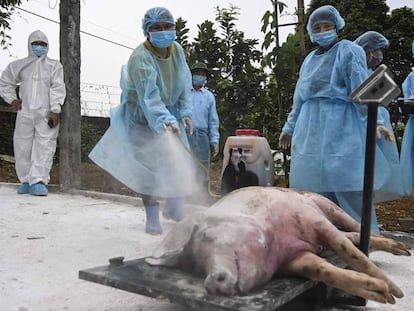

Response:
(149, 23), (176, 32)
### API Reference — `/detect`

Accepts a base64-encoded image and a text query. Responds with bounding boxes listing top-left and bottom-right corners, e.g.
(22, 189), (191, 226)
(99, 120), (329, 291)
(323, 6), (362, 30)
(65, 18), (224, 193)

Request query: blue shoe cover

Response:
(29, 182), (48, 196)
(145, 205), (163, 235)
(17, 183), (30, 194)
(163, 197), (184, 222)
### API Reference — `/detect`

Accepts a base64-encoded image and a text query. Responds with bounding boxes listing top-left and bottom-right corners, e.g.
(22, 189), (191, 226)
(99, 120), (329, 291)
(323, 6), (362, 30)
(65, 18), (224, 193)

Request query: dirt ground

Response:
(1, 160), (414, 233)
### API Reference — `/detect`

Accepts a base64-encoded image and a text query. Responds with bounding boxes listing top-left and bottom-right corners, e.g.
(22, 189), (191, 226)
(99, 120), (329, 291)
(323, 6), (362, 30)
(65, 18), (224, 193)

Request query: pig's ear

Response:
(145, 213), (201, 267)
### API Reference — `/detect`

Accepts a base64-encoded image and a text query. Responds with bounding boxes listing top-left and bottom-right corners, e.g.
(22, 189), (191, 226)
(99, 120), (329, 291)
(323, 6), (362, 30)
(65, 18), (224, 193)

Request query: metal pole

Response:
(360, 103), (378, 255)
(297, 0), (305, 57)
(273, 0), (280, 48)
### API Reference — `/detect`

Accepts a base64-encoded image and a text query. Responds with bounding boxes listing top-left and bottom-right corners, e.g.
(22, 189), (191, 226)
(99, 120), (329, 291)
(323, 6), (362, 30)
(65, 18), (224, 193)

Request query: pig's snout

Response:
(204, 271), (237, 296)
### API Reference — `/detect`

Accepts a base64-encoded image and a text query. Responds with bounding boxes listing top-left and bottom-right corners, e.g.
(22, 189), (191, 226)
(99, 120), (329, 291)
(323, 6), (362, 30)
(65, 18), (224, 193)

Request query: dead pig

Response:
(146, 186), (411, 304)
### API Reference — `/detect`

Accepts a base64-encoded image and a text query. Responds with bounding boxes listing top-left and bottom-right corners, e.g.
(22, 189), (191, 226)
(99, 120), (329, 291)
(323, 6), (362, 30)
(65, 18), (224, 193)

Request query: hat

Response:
(191, 62), (210, 75)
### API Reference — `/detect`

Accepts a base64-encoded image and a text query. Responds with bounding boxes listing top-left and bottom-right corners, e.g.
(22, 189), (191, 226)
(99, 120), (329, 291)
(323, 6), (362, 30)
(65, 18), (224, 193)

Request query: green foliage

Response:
(181, 5), (276, 147)
(0, 0), (24, 48)
(175, 17), (191, 55)
(383, 7), (414, 85)
(80, 119), (104, 162)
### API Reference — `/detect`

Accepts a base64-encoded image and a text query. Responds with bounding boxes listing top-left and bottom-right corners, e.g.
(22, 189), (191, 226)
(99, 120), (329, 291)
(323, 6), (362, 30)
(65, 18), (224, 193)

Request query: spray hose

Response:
(174, 132), (222, 199)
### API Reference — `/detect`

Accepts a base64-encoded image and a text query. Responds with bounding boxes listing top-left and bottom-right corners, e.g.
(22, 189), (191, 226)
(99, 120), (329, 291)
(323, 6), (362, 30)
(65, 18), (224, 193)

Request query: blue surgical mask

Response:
(192, 75), (206, 86)
(31, 45), (48, 57)
(312, 29), (337, 47)
(149, 31), (176, 48)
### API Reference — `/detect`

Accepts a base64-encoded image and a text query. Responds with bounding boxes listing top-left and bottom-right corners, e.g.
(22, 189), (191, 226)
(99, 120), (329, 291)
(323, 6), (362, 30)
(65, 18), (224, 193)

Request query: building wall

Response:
(0, 109), (109, 160)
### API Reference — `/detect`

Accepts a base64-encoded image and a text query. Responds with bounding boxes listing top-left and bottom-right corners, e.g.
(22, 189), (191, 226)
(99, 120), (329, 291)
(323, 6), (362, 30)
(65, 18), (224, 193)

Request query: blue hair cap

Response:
(354, 31), (389, 53)
(306, 5), (345, 36)
(142, 7), (175, 37)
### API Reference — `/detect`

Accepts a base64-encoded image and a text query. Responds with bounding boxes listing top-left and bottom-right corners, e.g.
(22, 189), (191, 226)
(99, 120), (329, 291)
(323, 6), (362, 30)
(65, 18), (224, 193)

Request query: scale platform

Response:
(79, 256), (346, 311)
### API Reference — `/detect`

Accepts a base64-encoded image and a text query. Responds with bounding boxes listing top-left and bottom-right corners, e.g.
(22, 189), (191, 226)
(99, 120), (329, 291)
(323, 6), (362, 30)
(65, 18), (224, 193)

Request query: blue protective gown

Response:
(282, 40), (390, 233)
(374, 106), (403, 202)
(89, 41), (196, 197)
(400, 71), (414, 196)
(187, 87), (219, 182)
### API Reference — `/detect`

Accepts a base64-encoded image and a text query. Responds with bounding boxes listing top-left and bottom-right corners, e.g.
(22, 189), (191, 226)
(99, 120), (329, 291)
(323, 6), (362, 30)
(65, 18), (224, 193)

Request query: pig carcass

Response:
(146, 187), (411, 304)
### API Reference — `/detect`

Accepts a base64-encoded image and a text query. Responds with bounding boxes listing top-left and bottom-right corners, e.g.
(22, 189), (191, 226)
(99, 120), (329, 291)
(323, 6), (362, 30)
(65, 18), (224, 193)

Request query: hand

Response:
(279, 132), (292, 149)
(212, 143), (219, 156)
(48, 112), (60, 128)
(164, 121), (180, 135)
(11, 99), (22, 111)
(182, 117), (193, 135)
(376, 125), (395, 142)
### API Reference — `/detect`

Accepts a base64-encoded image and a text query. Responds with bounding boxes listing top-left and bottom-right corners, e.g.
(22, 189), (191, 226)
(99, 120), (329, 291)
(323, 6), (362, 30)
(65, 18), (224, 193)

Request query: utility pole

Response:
(273, 0), (306, 56)
(273, 0), (280, 48)
(59, 0), (81, 191)
(297, 0), (306, 57)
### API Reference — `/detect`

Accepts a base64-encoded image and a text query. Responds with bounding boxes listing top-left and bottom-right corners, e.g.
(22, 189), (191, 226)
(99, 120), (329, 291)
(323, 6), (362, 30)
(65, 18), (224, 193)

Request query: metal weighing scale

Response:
(79, 65), (401, 310)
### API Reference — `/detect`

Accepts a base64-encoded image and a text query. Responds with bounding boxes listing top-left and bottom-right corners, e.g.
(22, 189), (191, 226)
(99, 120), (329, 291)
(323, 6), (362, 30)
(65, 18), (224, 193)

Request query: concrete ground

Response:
(1, 182), (413, 311)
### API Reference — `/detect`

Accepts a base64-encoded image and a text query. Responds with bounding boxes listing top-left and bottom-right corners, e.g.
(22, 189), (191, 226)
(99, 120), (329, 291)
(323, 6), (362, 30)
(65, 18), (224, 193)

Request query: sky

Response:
(0, 0), (411, 116)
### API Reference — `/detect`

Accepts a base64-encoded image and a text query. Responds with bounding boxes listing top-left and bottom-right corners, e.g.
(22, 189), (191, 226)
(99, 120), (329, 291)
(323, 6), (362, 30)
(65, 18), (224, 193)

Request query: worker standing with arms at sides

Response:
(400, 39), (414, 196)
(0, 30), (66, 196)
(89, 7), (195, 235)
(188, 62), (219, 201)
(278, 5), (394, 233)
(354, 31), (403, 203)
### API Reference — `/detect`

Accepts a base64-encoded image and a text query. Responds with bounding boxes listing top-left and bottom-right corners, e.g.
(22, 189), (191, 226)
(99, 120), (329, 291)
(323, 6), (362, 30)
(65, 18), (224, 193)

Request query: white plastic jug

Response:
(222, 129), (274, 187)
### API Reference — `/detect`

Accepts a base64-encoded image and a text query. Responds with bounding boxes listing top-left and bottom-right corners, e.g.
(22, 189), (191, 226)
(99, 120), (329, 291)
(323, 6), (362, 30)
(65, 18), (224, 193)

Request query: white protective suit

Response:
(0, 30), (66, 185)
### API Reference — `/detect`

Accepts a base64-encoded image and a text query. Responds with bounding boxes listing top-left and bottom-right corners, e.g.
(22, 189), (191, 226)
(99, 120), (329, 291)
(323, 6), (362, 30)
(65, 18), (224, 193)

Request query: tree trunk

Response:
(59, 0), (81, 191)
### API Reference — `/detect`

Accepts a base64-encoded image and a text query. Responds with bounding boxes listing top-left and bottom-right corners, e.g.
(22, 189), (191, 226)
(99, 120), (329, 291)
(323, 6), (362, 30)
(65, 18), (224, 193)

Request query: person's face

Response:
(313, 23), (335, 34)
(367, 49), (384, 69)
(370, 49), (383, 60)
(148, 22), (175, 33)
(31, 40), (48, 47)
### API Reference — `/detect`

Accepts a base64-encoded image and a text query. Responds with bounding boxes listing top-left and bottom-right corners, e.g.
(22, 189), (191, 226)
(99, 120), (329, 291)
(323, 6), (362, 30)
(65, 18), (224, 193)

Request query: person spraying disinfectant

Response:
(89, 7), (197, 235)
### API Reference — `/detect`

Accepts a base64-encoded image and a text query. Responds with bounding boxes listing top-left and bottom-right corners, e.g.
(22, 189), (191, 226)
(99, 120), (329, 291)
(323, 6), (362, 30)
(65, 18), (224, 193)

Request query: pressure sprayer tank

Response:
(221, 129), (274, 187)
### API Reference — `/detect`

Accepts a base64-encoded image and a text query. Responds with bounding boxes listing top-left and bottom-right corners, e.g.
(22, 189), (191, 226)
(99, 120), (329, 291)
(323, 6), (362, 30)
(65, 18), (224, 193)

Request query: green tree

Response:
(175, 17), (191, 55)
(263, 0), (414, 136)
(307, 0), (389, 40)
(183, 5), (274, 146)
(1, 0), (25, 48)
(261, 1), (301, 145)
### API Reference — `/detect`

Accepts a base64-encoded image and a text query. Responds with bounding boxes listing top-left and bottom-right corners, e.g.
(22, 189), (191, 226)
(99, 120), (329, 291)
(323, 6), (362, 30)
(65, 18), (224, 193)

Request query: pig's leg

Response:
(305, 192), (411, 256)
(342, 232), (411, 256)
(283, 251), (394, 304)
(303, 192), (382, 236)
(314, 220), (403, 301)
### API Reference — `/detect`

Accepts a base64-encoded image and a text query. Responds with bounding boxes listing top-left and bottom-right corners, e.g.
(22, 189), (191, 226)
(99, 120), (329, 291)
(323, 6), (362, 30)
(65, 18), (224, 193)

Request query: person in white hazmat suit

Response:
(0, 30), (66, 196)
